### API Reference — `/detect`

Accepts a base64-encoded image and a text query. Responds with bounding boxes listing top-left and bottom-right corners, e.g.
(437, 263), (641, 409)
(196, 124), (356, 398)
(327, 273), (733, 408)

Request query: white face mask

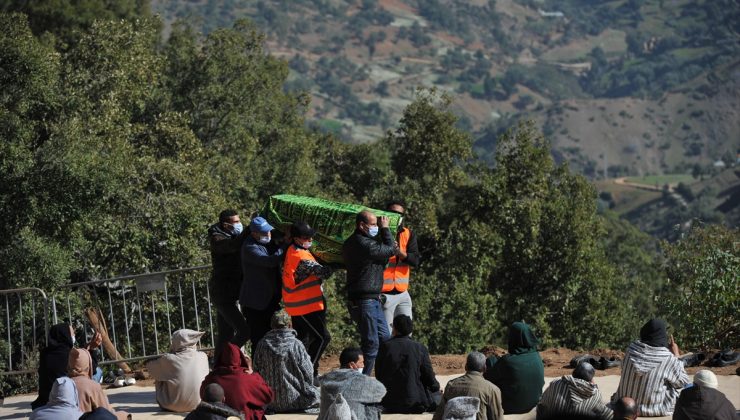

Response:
(355, 367), (363, 373)
(258, 235), (270, 244)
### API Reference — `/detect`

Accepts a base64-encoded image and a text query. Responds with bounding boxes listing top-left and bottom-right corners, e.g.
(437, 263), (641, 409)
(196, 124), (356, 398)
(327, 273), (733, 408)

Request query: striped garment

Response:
(536, 375), (613, 420)
(611, 340), (689, 416)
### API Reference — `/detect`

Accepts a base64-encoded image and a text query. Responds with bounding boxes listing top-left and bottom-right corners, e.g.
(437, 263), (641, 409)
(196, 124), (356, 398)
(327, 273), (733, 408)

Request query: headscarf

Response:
(639, 319), (669, 348)
(507, 322), (539, 355)
(48, 323), (74, 348)
(68, 348), (94, 378)
(170, 329), (204, 353)
(31, 323), (75, 410)
(30, 377), (83, 420)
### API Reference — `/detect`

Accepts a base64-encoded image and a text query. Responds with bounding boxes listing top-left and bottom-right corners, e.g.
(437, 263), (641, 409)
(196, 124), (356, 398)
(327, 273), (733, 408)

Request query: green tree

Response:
(660, 225), (739, 349)
(481, 122), (630, 347)
(0, 0), (150, 47)
(384, 89), (472, 239)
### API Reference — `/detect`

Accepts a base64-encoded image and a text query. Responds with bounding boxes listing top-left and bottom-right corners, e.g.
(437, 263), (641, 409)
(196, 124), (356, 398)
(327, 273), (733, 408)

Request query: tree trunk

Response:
(84, 307), (131, 373)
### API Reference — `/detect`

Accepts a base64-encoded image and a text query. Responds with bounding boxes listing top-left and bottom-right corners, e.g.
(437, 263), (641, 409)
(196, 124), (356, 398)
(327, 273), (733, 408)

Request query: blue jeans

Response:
(92, 366), (103, 383)
(349, 298), (390, 375)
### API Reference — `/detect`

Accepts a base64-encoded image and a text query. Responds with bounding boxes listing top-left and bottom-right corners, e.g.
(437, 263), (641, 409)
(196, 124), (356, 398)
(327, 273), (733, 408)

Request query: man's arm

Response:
(431, 387), (447, 420)
(420, 346), (440, 392)
(491, 386), (504, 420)
(365, 228), (397, 261)
(210, 231), (244, 255)
(402, 230), (420, 267)
(241, 243), (284, 268)
(295, 259), (333, 283)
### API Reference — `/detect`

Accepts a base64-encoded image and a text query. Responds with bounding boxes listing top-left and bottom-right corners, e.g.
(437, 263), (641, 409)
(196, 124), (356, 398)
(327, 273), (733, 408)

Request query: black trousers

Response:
(214, 301), (250, 358)
(243, 303), (280, 352)
(292, 309), (331, 377)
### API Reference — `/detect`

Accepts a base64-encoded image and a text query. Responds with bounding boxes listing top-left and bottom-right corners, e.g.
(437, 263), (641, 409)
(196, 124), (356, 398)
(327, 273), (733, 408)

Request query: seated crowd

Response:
(30, 315), (736, 420)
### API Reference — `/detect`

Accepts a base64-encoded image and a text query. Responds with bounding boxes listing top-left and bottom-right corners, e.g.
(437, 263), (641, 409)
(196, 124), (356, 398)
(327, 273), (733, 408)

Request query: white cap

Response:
(693, 369), (718, 389)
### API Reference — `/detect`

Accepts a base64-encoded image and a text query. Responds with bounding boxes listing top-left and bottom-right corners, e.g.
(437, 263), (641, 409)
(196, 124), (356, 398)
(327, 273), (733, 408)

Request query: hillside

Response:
(151, 0), (740, 177)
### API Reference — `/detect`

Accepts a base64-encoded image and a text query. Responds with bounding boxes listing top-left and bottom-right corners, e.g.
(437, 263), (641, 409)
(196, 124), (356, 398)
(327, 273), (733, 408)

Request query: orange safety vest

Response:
(382, 227), (411, 293)
(282, 245), (325, 316)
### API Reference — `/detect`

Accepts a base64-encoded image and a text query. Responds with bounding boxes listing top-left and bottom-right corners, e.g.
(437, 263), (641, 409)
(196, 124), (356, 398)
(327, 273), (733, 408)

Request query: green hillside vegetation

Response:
(0, 4), (736, 390)
(148, 0), (740, 177)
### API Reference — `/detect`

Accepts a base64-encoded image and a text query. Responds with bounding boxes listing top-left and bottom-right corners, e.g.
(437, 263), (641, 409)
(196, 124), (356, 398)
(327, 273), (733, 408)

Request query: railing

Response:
(0, 288), (49, 376)
(0, 265), (217, 377)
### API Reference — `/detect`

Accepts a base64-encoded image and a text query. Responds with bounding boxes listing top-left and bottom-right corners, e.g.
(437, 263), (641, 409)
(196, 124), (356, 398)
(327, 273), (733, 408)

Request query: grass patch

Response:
(625, 174), (695, 186)
(595, 180), (662, 216)
(316, 119), (343, 134)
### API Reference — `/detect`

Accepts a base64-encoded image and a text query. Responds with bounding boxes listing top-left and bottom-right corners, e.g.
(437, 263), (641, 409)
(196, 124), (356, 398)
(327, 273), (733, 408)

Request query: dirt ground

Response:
(319, 347), (740, 377)
(125, 347), (738, 389)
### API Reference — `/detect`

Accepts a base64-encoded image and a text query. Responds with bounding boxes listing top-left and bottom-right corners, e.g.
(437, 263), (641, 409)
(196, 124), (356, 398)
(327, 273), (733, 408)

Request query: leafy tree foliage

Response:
(0, 11), (678, 355)
(0, 0), (150, 47)
(660, 225), (739, 349)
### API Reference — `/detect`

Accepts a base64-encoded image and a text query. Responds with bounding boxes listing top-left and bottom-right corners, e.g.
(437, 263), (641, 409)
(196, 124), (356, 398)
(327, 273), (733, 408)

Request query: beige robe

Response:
(146, 329), (209, 412)
(68, 348), (130, 420)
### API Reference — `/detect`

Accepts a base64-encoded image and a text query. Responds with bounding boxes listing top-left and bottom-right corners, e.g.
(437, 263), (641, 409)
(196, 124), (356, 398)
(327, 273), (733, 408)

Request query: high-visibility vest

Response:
(382, 227), (411, 293)
(282, 244), (325, 316)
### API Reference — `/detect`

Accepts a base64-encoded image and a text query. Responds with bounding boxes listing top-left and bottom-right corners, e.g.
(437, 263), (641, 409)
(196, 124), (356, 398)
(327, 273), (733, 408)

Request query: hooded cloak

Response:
(202, 343), (274, 420)
(146, 329), (209, 412)
(30, 377), (84, 420)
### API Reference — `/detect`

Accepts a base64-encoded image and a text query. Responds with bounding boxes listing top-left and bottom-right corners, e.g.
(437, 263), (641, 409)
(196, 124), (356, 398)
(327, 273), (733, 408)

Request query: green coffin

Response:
(262, 194), (402, 264)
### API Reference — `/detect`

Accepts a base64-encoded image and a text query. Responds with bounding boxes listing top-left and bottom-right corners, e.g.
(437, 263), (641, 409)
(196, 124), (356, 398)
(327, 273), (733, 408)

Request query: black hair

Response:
(219, 209), (238, 223)
(203, 383), (225, 403)
(393, 314), (413, 336)
(613, 397), (639, 419)
(573, 362), (595, 382)
(386, 200), (406, 211)
(339, 347), (363, 368)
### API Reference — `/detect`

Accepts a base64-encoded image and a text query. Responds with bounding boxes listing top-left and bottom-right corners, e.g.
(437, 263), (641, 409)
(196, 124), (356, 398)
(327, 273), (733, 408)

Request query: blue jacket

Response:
(240, 236), (285, 310)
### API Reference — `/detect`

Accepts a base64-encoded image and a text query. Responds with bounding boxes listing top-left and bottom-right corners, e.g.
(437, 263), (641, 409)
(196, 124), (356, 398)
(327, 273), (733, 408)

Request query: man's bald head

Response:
(613, 397), (638, 419)
(356, 210), (376, 225)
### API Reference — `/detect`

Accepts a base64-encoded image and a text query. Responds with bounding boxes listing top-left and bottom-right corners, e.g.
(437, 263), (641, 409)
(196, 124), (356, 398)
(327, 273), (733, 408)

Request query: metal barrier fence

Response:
(0, 265), (216, 377)
(0, 288), (49, 376)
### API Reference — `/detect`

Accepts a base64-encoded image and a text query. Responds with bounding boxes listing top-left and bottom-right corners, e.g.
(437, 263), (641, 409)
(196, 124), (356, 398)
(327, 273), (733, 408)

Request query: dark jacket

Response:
(673, 385), (736, 420)
(185, 401), (244, 420)
(208, 222), (245, 304)
(240, 236), (285, 310)
(376, 335), (440, 413)
(396, 227), (421, 268)
(342, 227), (395, 300)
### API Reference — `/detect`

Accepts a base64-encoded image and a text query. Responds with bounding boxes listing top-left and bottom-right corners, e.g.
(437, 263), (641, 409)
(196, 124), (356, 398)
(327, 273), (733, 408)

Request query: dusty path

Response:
(2, 374), (738, 420)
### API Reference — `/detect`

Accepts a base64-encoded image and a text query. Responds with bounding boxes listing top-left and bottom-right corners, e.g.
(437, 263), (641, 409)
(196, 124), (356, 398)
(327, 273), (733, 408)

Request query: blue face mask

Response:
(258, 235), (270, 244)
(232, 222), (243, 235)
(367, 226), (379, 237)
